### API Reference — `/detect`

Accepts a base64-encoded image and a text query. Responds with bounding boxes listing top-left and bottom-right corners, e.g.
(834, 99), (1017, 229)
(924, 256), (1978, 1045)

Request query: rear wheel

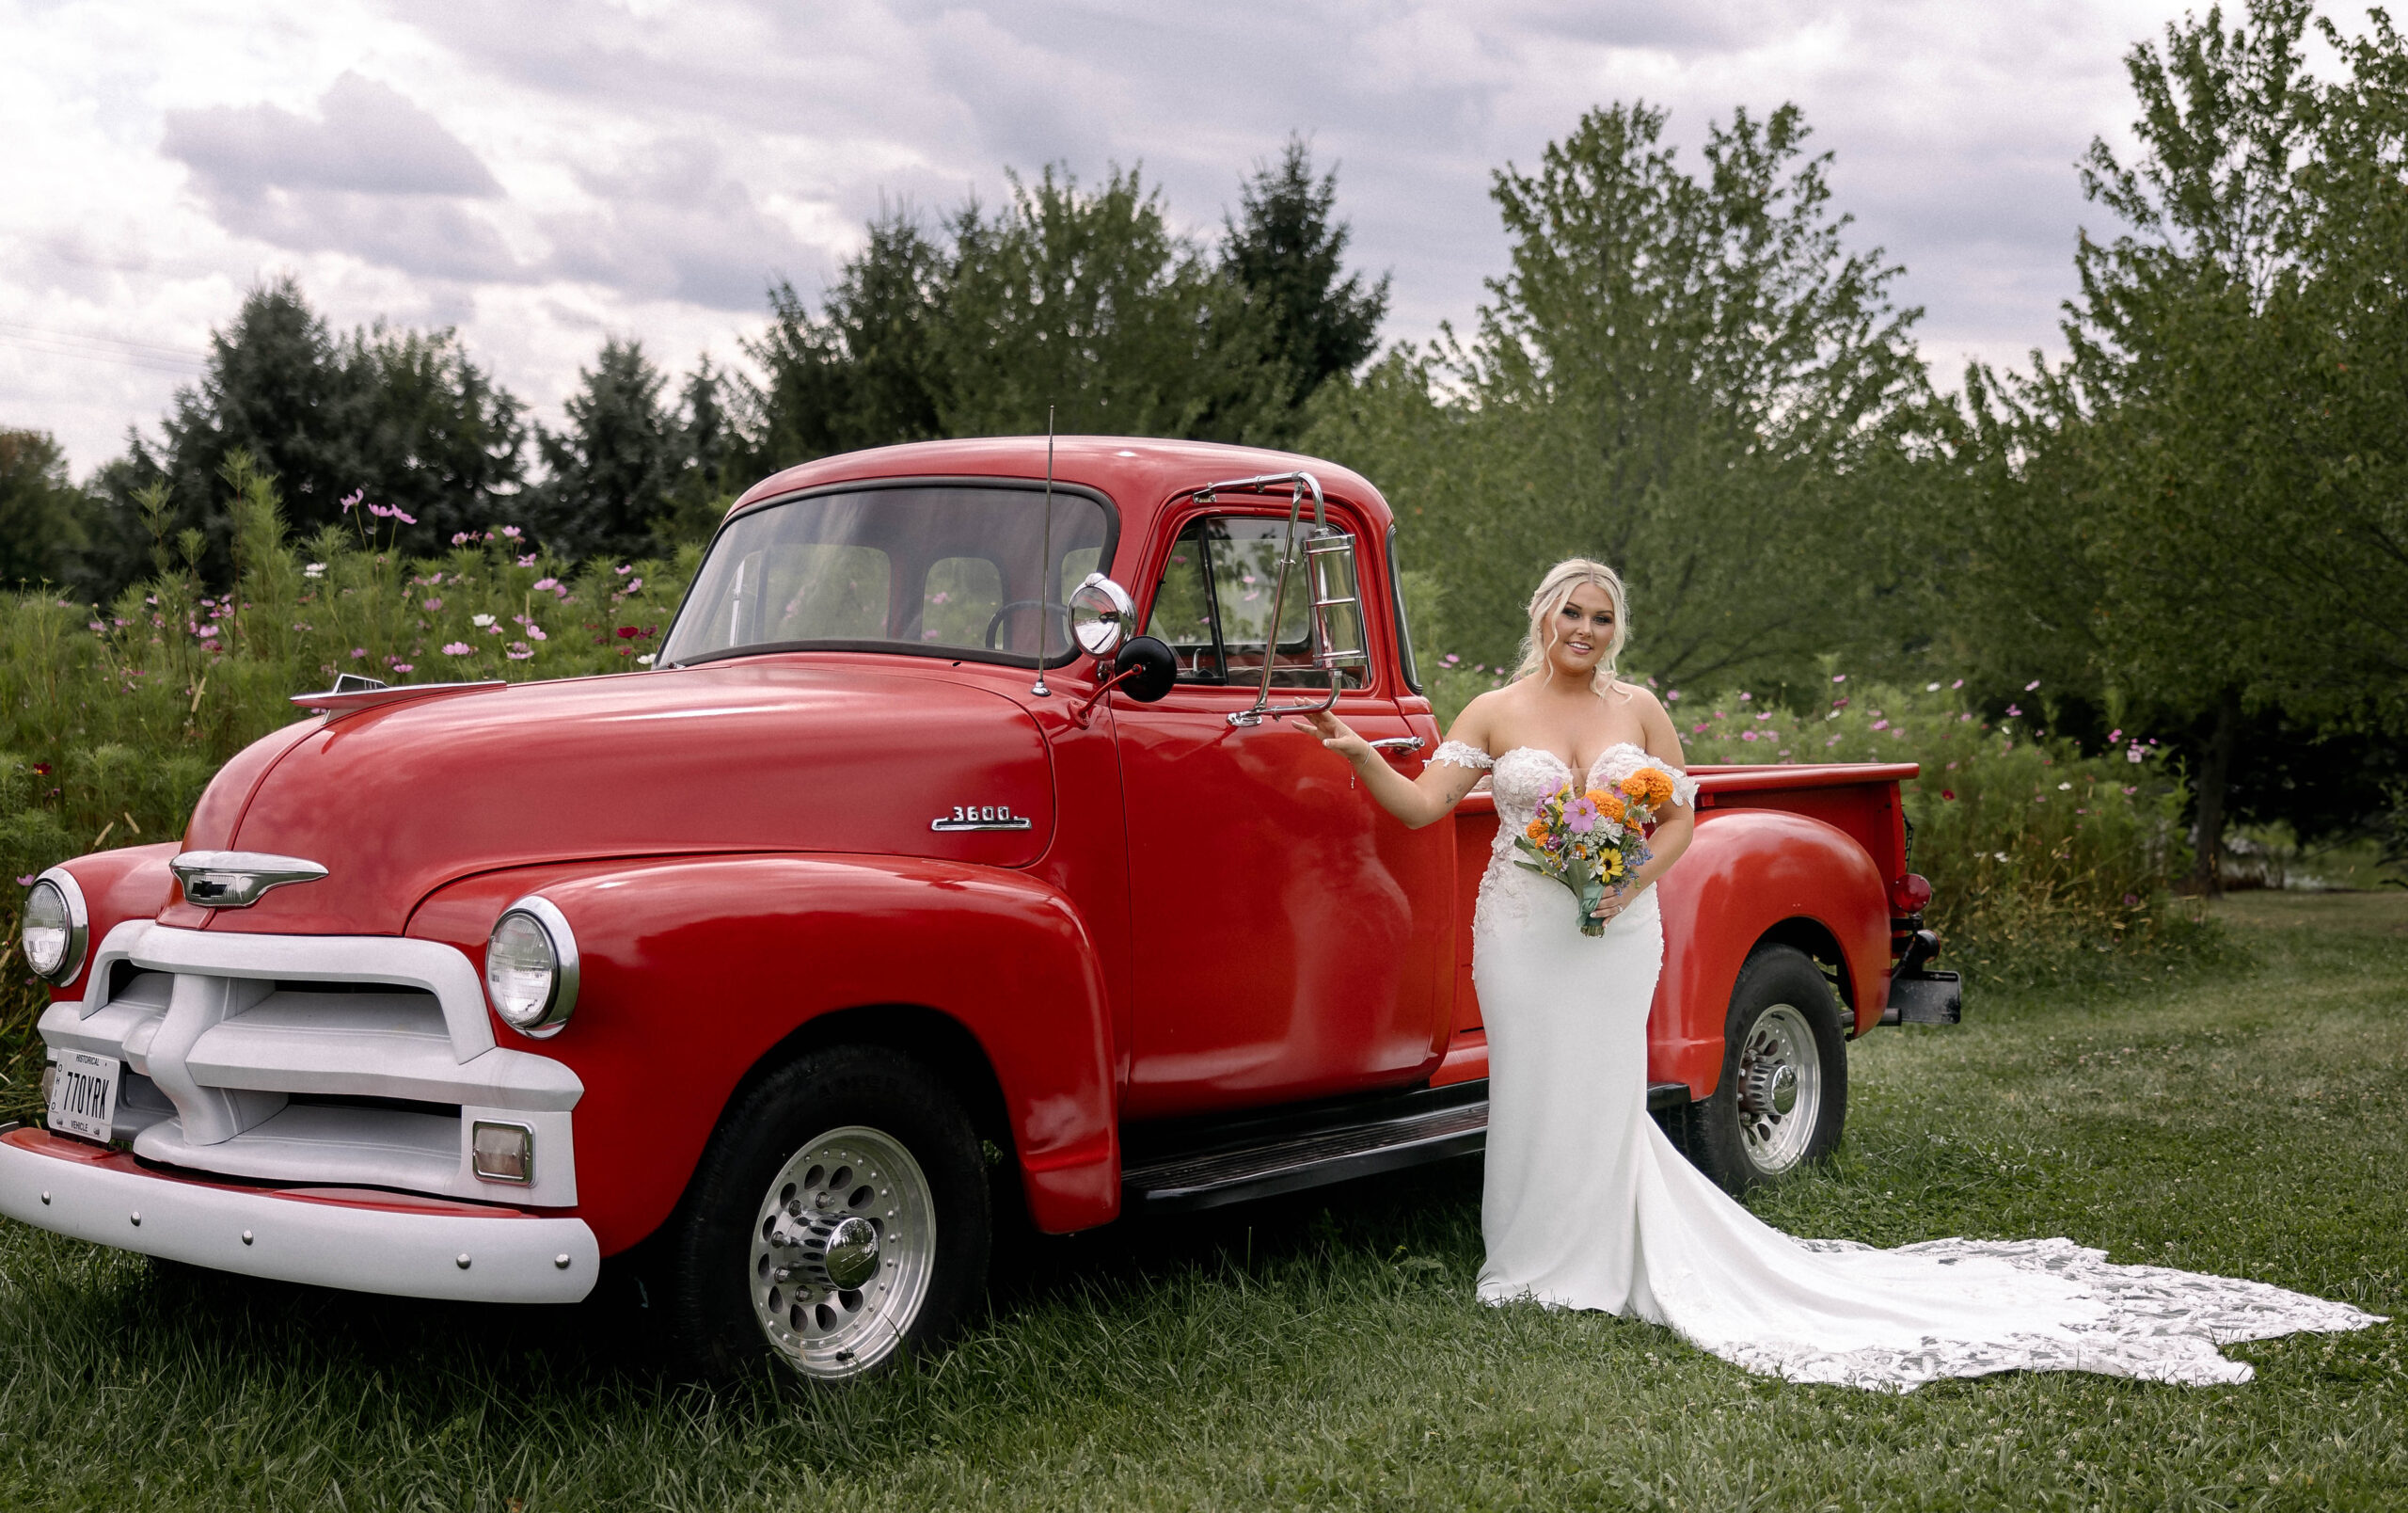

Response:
(1678, 944), (1848, 1194)
(664, 1045), (990, 1383)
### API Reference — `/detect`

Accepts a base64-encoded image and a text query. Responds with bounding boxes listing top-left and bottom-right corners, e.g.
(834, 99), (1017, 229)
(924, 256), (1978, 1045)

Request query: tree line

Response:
(2, 139), (1385, 591)
(4, 0), (2402, 884)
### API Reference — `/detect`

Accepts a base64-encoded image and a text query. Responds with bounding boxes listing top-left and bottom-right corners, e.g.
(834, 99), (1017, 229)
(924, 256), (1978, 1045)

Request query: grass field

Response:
(0, 893), (2401, 1510)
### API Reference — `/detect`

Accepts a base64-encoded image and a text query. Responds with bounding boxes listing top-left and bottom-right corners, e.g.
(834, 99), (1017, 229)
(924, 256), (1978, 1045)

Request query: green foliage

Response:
(0, 429), (103, 594)
(531, 337), (684, 562)
(1681, 680), (2193, 971)
(1306, 104), (1929, 687)
(113, 277), (529, 585)
(936, 165), (1287, 442)
(1220, 135), (1392, 442)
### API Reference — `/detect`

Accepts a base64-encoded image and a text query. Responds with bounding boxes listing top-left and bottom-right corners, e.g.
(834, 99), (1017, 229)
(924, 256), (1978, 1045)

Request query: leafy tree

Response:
(1965, 0), (2408, 887)
(0, 430), (101, 592)
(1221, 137), (1390, 440)
(938, 165), (1287, 442)
(530, 337), (680, 563)
(107, 277), (526, 586)
(1308, 103), (1928, 685)
(743, 211), (950, 471)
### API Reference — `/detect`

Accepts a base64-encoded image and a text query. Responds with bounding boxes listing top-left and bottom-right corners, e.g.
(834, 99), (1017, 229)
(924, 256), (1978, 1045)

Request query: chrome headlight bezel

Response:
(483, 895), (578, 1039)
(22, 869), (89, 985)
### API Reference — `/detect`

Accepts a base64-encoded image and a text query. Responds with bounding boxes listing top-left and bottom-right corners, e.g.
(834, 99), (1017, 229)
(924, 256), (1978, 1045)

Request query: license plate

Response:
(47, 1051), (119, 1143)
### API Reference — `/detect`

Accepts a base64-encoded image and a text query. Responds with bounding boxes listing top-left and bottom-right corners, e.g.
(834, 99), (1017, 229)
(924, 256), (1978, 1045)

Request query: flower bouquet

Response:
(1513, 766), (1681, 936)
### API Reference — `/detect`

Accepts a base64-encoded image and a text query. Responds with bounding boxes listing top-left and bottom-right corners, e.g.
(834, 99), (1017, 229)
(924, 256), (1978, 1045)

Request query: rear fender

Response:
(1653, 810), (1889, 1096)
(408, 853), (1117, 1252)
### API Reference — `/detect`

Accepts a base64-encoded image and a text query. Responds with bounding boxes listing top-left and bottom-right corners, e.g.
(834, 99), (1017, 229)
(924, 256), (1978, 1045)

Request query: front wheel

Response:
(663, 1045), (990, 1383)
(1675, 944), (1848, 1194)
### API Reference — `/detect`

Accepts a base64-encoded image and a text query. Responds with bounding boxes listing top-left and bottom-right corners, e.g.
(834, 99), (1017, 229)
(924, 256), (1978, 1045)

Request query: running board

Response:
(1121, 1079), (1693, 1212)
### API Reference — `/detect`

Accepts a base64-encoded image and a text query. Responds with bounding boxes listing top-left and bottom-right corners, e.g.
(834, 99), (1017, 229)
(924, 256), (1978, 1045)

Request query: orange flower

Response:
(1525, 818), (1551, 841)
(1618, 772), (1651, 800)
(1640, 769), (1676, 804)
(1585, 788), (1626, 822)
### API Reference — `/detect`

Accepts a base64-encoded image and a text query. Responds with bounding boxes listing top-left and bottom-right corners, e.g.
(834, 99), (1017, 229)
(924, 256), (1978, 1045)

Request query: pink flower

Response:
(1825, 735), (1842, 747)
(931, 591), (950, 604)
(1739, 692), (1753, 702)
(528, 626), (547, 642)
(14, 874), (35, 886)
(2024, 679), (2041, 691)
(423, 597), (443, 612)
(2005, 704), (2022, 717)
(2124, 893), (2142, 906)
(1959, 712), (1972, 723)
(517, 553), (538, 567)
(1666, 689), (1681, 701)
(532, 578), (558, 592)
(2108, 728), (2122, 742)
(350, 647), (367, 659)
(626, 577), (643, 593)
(452, 532), (473, 546)
(341, 489), (364, 513)
(1871, 720), (1889, 731)
(1740, 729), (1760, 742)
(2127, 747), (2145, 763)
(500, 526), (522, 539)
(1941, 789), (1956, 801)
(1692, 723), (1709, 735)
(1441, 653), (1460, 665)
(1952, 678), (1964, 689)
(1755, 711), (1772, 722)
(506, 643), (533, 661)
(2122, 785), (2137, 795)
(1563, 797), (1601, 833)
(390, 662), (413, 674)
(614, 564), (633, 576)
(1831, 674), (1846, 683)
(441, 642), (472, 656)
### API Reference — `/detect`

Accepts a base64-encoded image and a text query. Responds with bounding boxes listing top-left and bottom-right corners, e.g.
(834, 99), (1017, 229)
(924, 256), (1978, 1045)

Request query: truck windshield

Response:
(661, 485), (1112, 668)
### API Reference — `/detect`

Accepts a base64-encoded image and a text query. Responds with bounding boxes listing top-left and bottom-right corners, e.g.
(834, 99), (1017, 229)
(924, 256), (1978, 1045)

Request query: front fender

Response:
(1653, 809), (1889, 1097)
(408, 853), (1117, 1252)
(39, 842), (180, 1001)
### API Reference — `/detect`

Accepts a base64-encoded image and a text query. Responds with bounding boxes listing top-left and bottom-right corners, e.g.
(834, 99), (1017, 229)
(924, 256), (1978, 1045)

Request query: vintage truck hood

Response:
(177, 660), (1054, 935)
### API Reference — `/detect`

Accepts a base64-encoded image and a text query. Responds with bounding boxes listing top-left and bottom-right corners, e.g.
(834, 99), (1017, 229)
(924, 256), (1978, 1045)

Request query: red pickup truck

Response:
(7, 438), (1958, 1381)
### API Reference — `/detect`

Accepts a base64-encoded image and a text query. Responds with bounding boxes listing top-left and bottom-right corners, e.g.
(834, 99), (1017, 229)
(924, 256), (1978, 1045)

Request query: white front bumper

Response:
(0, 1126), (597, 1303)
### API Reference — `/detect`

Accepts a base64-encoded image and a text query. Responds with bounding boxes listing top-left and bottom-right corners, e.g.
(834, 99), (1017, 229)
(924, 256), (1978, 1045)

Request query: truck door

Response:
(1113, 507), (1452, 1119)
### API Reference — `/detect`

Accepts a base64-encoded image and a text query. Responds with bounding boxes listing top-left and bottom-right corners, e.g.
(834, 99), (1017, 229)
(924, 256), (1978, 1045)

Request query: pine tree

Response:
(1222, 137), (1390, 438)
(531, 337), (678, 563)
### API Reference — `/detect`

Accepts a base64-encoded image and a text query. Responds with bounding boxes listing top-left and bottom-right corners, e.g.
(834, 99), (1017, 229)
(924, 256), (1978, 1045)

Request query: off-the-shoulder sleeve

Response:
(1429, 740), (1495, 771)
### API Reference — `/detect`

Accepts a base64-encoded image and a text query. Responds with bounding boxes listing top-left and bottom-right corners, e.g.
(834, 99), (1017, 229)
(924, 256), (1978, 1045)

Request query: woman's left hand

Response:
(1592, 880), (1649, 922)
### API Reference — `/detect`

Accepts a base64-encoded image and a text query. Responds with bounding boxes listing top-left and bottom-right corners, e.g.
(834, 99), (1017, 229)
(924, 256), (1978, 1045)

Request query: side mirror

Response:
(1112, 636), (1178, 704)
(1068, 573), (1135, 660)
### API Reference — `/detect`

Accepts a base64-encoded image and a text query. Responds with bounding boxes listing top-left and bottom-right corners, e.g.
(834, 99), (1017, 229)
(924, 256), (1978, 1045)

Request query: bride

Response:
(1295, 557), (2381, 1390)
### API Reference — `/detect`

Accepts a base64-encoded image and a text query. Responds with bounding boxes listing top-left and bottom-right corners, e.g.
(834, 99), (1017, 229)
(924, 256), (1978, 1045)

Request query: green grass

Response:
(1, 896), (2402, 1510)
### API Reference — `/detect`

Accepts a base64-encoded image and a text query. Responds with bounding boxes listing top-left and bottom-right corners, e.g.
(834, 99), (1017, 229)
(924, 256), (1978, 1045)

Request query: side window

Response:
(1141, 517), (1367, 688)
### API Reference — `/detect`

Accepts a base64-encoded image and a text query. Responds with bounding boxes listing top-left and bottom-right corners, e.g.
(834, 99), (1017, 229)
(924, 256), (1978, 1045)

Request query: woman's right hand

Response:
(1290, 709), (1373, 766)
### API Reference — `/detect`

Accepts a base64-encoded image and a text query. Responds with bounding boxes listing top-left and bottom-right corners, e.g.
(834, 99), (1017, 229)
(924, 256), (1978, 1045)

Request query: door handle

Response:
(1367, 737), (1425, 755)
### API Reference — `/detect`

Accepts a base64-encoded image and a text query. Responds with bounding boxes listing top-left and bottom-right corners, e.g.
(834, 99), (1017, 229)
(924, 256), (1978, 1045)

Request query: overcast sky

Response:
(0, 0), (2338, 474)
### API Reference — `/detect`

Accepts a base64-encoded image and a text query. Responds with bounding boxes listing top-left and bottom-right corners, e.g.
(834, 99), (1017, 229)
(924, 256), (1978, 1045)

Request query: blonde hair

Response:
(1511, 558), (1631, 693)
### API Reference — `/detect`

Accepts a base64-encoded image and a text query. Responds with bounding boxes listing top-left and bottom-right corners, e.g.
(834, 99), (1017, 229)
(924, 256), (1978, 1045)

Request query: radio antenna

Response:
(1031, 406), (1055, 697)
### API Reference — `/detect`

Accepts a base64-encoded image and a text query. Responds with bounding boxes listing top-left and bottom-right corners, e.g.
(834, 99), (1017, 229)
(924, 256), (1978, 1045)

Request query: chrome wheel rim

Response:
(1735, 1003), (1821, 1175)
(749, 1125), (936, 1379)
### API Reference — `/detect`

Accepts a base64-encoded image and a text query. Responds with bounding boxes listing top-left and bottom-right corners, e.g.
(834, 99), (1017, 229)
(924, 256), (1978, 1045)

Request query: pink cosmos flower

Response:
(614, 565), (633, 576)
(1563, 796), (1601, 833)
(528, 626), (547, 642)
(500, 526), (522, 539)
(2127, 747), (2145, 763)
(1831, 674), (1846, 683)
(1871, 720), (1889, 731)
(350, 647), (367, 659)
(2005, 704), (2021, 716)
(1739, 692), (1753, 702)
(391, 662), (413, 674)
(532, 578), (558, 592)
(517, 553), (538, 567)
(1952, 678), (1965, 689)
(1741, 730), (1760, 742)
(1442, 653), (1460, 665)
(341, 489), (364, 513)
(15, 874), (36, 886)
(441, 642), (472, 656)
(423, 597), (443, 612)
(2108, 728), (2122, 742)
(505, 643), (533, 661)
(2025, 679), (2041, 691)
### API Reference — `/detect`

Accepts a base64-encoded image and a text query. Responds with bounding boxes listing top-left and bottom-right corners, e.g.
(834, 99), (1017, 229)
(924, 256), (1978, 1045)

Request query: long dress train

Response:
(1437, 739), (2384, 1392)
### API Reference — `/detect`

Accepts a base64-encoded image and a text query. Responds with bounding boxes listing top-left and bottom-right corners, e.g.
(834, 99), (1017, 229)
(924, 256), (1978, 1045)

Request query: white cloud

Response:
(2, 0), (2336, 475)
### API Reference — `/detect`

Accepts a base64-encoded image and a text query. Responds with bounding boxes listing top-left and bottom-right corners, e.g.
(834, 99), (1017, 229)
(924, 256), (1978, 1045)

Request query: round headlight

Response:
(22, 873), (88, 984)
(484, 897), (578, 1038)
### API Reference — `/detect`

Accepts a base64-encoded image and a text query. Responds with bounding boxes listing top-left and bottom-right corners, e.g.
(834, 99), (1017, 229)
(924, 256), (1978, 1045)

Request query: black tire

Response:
(662, 1044), (990, 1384)
(1674, 944), (1848, 1195)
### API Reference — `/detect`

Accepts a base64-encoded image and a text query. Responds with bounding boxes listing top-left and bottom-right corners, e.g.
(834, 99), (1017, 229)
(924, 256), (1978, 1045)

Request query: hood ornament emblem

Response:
(170, 852), (329, 910)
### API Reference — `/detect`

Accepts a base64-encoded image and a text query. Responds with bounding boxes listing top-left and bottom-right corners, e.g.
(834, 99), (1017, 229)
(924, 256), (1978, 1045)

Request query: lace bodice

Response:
(1432, 741), (1699, 941)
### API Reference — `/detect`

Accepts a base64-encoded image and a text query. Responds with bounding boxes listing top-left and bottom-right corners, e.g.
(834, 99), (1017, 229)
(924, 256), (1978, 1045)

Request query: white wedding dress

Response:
(1434, 739), (2383, 1391)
